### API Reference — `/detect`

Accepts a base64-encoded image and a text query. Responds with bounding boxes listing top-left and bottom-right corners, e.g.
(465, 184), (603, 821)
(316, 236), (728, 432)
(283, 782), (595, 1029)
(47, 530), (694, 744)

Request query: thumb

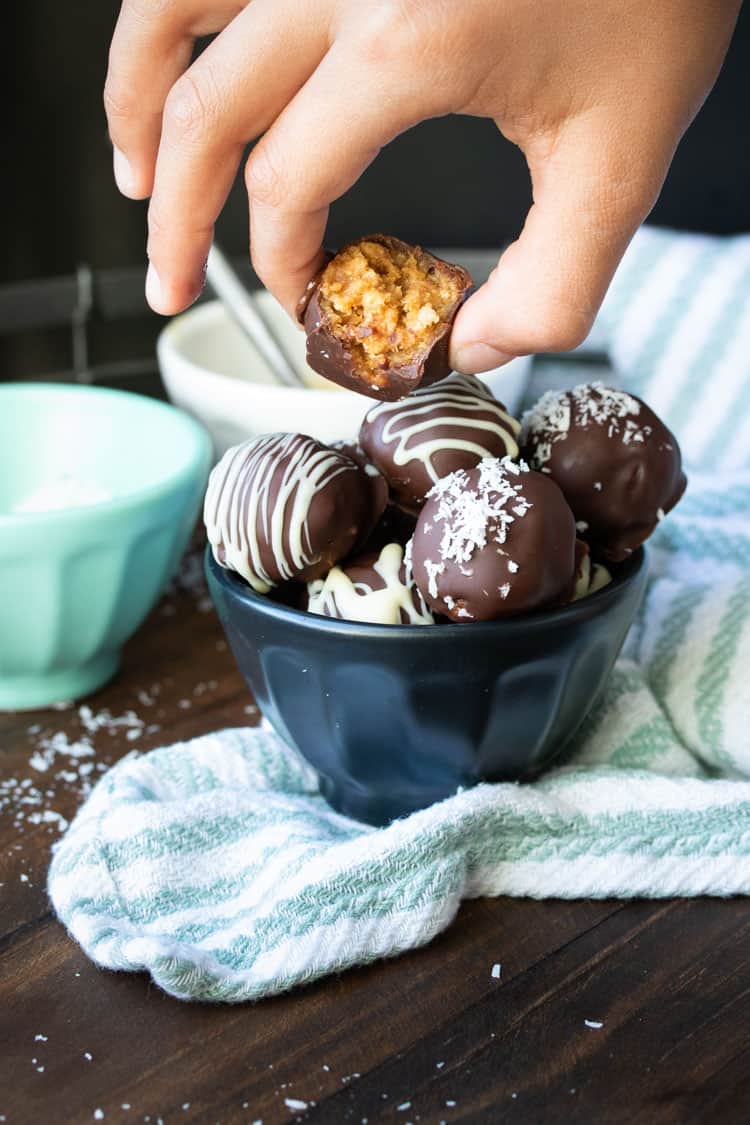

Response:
(450, 121), (666, 374)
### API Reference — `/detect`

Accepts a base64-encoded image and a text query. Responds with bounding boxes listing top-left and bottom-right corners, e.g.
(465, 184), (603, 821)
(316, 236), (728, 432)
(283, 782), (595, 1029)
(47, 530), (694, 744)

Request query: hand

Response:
(105, 0), (740, 371)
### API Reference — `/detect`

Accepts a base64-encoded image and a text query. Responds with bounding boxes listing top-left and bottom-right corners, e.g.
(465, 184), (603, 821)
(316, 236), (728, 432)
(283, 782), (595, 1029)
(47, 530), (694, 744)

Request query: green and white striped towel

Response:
(49, 227), (750, 1003)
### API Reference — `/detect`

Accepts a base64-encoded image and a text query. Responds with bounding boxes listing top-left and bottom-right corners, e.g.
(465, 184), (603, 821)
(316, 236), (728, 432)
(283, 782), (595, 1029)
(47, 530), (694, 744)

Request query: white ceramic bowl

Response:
(158, 295), (533, 456)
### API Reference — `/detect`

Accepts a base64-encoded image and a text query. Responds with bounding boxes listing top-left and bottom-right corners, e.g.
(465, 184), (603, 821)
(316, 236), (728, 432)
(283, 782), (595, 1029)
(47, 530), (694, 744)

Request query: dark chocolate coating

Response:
(329, 439), (389, 544)
(359, 373), (521, 514)
(520, 382), (687, 562)
(301, 235), (472, 402)
(268, 580), (308, 611)
(203, 433), (377, 592)
(306, 542), (433, 625)
(411, 459), (577, 621)
(357, 504), (418, 556)
(295, 249), (334, 324)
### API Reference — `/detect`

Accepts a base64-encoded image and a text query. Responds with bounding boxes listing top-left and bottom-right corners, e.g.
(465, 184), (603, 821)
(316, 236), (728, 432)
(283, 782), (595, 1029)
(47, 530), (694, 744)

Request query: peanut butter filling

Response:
(317, 240), (462, 386)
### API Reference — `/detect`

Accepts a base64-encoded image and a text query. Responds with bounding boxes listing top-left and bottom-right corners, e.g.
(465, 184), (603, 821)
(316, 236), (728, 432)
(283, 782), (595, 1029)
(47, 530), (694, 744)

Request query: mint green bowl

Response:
(0, 383), (212, 710)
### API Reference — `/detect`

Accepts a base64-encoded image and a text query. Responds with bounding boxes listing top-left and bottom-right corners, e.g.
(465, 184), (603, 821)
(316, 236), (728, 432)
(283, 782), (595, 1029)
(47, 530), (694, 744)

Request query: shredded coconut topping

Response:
(424, 456), (531, 576)
(521, 381), (651, 466)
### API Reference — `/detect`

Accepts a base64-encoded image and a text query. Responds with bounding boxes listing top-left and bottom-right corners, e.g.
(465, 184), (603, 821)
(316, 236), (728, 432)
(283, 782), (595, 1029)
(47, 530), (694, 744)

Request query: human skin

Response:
(104, 0), (741, 373)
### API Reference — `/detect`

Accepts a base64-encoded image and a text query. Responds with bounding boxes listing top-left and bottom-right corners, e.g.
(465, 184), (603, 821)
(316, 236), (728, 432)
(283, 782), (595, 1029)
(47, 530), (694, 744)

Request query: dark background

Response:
(3, 2), (749, 381)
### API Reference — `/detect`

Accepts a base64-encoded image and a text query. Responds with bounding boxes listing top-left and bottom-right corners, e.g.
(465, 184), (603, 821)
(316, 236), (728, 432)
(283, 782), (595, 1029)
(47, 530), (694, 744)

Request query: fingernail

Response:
(452, 342), (514, 375)
(113, 146), (136, 197)
(145, 262), (165, 312)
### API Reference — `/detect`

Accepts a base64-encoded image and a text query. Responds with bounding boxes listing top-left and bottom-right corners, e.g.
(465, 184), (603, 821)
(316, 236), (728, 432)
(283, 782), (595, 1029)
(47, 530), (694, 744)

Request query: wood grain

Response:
(2, 542), (749, 1125)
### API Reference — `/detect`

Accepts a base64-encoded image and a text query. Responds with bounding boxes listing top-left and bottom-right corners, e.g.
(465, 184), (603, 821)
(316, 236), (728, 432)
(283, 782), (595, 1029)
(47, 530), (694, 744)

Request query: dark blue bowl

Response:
(206, 546), (647, 826)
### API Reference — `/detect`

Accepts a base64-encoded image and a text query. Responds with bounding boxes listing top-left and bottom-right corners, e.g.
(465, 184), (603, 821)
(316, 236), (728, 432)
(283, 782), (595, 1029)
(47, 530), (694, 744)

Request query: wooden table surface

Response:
(2, 540), (749, 1125)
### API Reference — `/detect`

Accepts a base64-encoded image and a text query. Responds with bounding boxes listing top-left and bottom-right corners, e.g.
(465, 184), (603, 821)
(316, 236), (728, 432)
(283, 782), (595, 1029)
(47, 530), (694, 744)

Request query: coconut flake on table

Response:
(10, 477), (112, 514)
(1, 704), (148, 842)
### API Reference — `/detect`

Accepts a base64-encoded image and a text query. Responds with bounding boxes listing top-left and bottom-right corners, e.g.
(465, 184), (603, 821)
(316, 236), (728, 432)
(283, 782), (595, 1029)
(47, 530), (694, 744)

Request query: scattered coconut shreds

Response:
(521, 381), (651, 466)
(422, 457), (528, 597)
(491, 962), (502, 979)
(0, 704), (151, 845)
(163, 546), (214, 614)
(284, 1098), (308, 1111)
(584, 1019), (604, 1029)
(78, 705), (143, 737)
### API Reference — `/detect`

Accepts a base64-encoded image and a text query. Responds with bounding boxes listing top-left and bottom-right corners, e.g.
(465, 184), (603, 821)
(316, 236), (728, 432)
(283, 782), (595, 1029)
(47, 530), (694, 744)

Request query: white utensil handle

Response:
(206, 245), (304, 389)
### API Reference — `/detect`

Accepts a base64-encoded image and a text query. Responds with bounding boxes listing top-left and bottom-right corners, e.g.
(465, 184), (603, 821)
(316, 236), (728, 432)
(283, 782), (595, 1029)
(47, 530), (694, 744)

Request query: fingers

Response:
(144, 0), (329, 314)
(450, 118), (669, 373)
(244, 37), (439, 316)
(105, 0), (243, 200)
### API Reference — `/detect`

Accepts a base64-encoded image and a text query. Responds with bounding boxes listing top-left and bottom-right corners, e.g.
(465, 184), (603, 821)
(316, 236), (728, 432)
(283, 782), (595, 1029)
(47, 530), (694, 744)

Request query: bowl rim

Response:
(206, 542), (647, 639)
(0, 382), (212, 528)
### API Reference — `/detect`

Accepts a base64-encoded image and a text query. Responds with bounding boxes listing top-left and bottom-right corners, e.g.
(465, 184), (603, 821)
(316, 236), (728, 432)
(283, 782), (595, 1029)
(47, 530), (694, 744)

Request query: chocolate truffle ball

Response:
(204, 433), (377, 592)
(411, 457), (577, 621)
(307, 542), (434, 626)
(359, 373), (521, 514)
(520, 382), (687, 562)
(298, 234), (472, 401)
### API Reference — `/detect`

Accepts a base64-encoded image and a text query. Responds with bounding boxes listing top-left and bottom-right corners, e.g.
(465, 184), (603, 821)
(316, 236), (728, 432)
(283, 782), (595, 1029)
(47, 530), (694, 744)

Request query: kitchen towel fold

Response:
(49, 226), (750, 1003)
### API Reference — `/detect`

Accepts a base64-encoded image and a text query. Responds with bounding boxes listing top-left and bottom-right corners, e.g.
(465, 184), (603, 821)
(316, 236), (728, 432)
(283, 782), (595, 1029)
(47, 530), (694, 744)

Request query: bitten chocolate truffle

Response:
(307, 542), (434, 626)
(359, 373), (521, 514)
(204, 433), (377, 592)
(411, 457), (577, 621)
(520, 382), (687, 562)
(299, 235), (472, 401)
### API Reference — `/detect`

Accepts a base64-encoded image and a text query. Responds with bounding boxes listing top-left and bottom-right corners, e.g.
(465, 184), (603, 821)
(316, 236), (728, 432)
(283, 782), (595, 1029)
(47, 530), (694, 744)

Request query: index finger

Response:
(244, 38), (443, 315)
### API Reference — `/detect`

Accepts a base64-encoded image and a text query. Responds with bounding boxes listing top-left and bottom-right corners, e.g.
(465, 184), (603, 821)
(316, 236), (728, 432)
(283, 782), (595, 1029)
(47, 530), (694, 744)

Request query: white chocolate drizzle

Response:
(363, 373), (520, 484)
(204, 433), (354, 593)
(307, 542), (433, 625)
(573, 554), (612, 601)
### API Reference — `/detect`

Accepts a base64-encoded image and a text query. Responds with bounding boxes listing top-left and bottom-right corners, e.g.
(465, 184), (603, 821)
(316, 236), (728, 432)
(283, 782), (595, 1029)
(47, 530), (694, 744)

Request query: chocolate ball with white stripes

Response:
(203, 433), (385, 593)
(306, 541), (434, 626)
(359, 373), (522, 515)
(410, 457), (577, 622)
(520, 382), (687, 562)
